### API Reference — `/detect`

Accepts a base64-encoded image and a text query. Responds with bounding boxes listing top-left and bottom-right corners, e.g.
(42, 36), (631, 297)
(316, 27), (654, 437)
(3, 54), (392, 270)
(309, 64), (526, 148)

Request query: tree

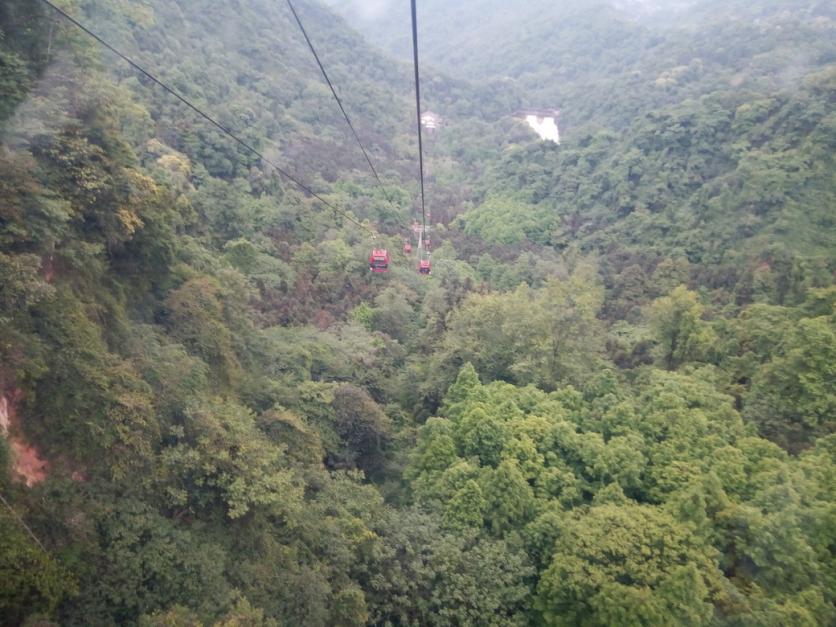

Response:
(458, 406), (508, 467)
(365, 509), (532, 626)
(63, 498), (231, 624)
(28, 290), (160, 480)
(744, 316), (836, 450)
(140, 598), (278, 626)
(459, 194), (557, 245)
(162, 277), (241, 385)
(406, 418), (461, 504)
(440, 362), (482, 414)
(535, 504), (719, 626)
(443, 479), (487, 531)
(442, 263), (607, 389)
(371, 286), (418, 344)
(481, 459), (536, 535)
(525, 264), (606, 387)
(648, 285), (716, 369)
(157, 397), (302, 520)
(0, 512), (76, 625)
(442, 287), (529, 384)
(329, 384), (393, 475)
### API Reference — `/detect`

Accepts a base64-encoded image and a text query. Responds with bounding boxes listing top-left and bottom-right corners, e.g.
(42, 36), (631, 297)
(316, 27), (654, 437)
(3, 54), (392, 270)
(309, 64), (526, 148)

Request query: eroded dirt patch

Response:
(1, 390), (48, 486)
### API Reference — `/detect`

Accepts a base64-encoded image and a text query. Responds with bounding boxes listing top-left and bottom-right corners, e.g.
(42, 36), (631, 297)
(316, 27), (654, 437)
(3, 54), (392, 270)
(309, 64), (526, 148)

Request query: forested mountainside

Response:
(1, 0), (834, 625)
(328, 0), (836, 130)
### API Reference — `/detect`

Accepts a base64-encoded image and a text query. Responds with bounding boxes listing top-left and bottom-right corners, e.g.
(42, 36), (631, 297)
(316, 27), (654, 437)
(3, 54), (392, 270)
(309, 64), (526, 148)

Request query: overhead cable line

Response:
(0, 492), (46, 552)
(410, 0), (427, 235)
(37, 0), (376, 237)
(286, 0), (382, 187)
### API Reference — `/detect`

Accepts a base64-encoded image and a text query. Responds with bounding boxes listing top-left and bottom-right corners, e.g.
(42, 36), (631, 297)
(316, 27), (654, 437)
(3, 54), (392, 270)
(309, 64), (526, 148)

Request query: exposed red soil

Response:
(1, 390), (48, 487)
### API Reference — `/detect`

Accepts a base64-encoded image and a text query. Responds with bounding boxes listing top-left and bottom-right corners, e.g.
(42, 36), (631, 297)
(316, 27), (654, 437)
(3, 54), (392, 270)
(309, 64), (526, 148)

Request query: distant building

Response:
(514, 108), (560, 144)
(421, 111), (443, 132)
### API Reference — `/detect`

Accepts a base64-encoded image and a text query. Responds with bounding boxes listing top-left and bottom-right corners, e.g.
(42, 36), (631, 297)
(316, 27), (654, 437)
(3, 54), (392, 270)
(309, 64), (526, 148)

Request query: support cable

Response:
(410, 0), (428, 237)
(286, 0), (382, 187)
(0, 491), (46, 552)
(37, 0), (376, 237)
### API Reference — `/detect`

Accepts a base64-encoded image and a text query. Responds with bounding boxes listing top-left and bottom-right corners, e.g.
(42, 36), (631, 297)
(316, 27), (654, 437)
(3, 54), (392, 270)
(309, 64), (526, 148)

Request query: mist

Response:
(323, 0), (394, 21)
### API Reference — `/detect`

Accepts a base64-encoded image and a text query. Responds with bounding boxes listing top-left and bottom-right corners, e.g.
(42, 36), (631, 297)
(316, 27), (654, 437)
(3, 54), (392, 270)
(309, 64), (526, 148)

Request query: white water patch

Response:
(525, 115), (560, 143)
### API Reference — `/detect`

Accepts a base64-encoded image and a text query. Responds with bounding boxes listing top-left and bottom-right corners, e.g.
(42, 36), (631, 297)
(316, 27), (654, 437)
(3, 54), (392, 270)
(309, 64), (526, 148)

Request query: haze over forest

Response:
(1, 0), (834, 625)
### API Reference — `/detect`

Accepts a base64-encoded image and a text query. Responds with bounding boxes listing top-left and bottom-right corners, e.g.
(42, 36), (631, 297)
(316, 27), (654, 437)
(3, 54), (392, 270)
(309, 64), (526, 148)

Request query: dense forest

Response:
(1, 0), (834, 625)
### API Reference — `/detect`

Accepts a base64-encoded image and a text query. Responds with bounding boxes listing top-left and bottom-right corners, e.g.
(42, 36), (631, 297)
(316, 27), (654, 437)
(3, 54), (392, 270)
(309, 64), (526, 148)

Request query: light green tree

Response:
(443, 480), (487, 531)
(481, 459), (536, 535)
(648, 285), (716, 369)
(535, 504), (719, 626)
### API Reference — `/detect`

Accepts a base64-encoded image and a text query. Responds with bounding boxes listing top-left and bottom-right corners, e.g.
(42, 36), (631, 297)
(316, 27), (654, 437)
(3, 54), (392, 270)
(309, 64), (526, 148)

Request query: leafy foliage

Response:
(0, 0), (833, 625)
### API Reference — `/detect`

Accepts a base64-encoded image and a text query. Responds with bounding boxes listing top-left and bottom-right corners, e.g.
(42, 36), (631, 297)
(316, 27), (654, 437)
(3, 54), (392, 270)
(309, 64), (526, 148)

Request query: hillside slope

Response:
(327, 0), (836, 130)
(0, 1), (834, 625)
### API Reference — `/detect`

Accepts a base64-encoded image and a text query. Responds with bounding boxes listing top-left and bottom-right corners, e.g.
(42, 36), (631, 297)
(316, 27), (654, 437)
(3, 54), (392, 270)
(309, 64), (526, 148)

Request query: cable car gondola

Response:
(369, 248), (390, 273)
(418, 259), (431, 275)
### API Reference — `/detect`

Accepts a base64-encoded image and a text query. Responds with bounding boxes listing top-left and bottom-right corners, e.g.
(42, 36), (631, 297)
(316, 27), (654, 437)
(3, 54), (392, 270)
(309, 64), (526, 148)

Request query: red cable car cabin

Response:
(418, 259), (431, 275)
(403, 241), (413, 254)
(369, 248), (390, 273)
